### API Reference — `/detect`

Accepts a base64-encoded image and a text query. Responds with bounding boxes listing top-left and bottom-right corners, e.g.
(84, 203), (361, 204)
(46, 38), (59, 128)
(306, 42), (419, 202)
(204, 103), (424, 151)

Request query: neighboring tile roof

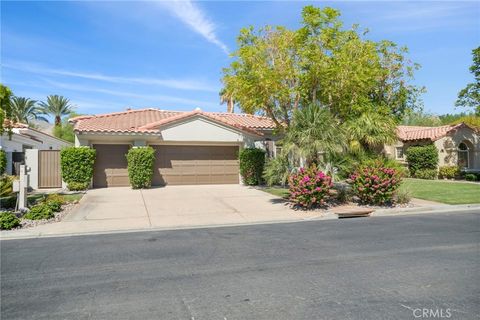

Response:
(70, 108), (277, 135)
(397, 123), (469, 141)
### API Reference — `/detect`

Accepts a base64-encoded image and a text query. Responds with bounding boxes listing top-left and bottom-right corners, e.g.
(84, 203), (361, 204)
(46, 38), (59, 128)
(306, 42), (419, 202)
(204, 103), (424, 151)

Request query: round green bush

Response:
(0, 150), (6, 175)
(23, 204), (54, 220)
(126, 147), (155, 189)
(60, 147), (96, 187)
(405, 145), (438, 178)
(239, 148), (265, 186)
(465, 173), (477, 181)
(438, 166), (459, 179)
(0, 211), (20, 230)
(414, 168), (438, 180)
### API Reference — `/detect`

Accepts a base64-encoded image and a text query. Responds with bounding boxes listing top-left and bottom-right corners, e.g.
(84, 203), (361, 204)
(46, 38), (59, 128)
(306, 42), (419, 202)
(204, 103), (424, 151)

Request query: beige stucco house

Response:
(384, 123), (480, 171)
(70, 108), (278, 187)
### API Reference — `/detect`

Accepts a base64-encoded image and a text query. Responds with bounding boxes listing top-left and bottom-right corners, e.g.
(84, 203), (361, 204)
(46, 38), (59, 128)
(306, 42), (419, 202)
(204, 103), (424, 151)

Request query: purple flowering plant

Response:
(288, 165), (333, 209)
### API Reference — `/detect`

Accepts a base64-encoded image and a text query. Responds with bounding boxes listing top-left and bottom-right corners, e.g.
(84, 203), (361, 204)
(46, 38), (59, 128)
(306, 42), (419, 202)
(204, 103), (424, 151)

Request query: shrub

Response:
(465, 173), (477, 181)
(60, 147), (96, 187)
(45, 200), (62, 212)
(0, 211), (20, 230)
(67, 181), (89, 191)
(0, 150), (6, 175)
(0, 196), (17, 209)
(263, 155), (291, 187)
(239, 148), (265, 186)
(126, 147), (155, 189)
(23, 204), (54, 220)
(288, 165), (333, 209)
(348, 164), (403, 205)
(414, 168), (438, 180)
(405, 144), (438, 178)
(438, 166), (460, 179)
(395, 189), (411, 205)
(334, 183), (352, 204)
(46, 194), (65, 205)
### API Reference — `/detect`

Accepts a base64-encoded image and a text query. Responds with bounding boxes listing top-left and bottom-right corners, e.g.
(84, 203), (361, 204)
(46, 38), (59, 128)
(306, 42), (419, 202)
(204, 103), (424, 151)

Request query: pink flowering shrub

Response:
(348, 166), (402, 205)
(288, 166), (333, 209)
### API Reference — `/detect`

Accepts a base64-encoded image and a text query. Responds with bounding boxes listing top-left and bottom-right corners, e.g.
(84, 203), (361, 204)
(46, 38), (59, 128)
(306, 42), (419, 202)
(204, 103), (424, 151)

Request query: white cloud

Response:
(3, 61), (219, 92)
(159, 0), (229, 54)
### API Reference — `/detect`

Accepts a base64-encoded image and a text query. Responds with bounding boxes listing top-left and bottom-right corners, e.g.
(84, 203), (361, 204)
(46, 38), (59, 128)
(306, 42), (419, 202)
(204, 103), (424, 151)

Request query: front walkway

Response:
(1, 185), (325, 239)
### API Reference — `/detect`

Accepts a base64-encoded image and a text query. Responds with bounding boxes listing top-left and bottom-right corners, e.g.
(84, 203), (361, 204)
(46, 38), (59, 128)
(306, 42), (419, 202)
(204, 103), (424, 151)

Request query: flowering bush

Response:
(348, 166), (402, 205)
(288, 166), (333, 209)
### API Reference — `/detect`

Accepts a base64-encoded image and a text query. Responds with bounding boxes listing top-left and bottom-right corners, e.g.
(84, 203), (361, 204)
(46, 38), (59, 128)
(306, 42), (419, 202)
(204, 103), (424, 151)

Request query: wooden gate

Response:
(38, 150), (62, 188)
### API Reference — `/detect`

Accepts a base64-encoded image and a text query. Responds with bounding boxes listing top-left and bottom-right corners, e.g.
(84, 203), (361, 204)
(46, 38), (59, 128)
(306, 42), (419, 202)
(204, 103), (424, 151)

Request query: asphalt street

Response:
(1, 210), (479, 320)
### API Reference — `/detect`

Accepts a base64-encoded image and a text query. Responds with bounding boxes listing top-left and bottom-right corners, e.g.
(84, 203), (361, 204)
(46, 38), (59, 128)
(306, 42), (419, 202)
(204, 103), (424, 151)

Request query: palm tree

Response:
(220, 88), (235, 113)
(344, 112), (397, 154)
(38, 95), (74, 126)
(283, 104), (346, 166)
(10, 97), (48, 124)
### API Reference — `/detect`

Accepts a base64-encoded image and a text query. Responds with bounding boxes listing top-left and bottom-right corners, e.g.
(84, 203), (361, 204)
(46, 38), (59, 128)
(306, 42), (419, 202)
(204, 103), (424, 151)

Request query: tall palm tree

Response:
(220, 88), (235, 113)
(283, 104), (346, 166)
(344, 112), (397, 154)
(39, 95), (74, 126)
(10, 97), (48, 124)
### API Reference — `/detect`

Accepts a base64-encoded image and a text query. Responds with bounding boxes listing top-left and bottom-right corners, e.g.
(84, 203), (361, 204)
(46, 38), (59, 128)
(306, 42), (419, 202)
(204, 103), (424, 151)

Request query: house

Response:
(0, 123), (72, 175)
(70, 108), (278, 187)
(385, 123), (480, 171)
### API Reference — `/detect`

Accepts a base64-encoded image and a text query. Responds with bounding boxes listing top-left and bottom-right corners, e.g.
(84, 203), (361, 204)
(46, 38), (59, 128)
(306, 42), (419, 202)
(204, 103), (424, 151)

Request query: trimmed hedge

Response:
(405, 145), (438, 179)
(60, 147), (96, 190)
(414, 168), (438, 180)
(0, 150), (6, 175)
(239, 148), (265, 185)
(0, 211), (20, 230)
(438, 166), (459, 179)
(126, 147), (155, 189)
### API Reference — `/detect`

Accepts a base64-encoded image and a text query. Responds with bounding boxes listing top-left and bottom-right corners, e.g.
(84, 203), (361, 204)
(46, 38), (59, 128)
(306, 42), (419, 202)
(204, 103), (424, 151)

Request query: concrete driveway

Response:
(2, 185), (324, 238)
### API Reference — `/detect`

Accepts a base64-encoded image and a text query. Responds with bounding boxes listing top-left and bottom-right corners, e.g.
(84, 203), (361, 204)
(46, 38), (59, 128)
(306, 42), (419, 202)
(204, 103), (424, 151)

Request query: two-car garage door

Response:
(93, 144), (239, 187)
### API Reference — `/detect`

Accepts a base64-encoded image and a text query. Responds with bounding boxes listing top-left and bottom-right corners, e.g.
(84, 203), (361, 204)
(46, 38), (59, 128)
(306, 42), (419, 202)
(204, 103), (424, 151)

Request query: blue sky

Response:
(1, 1), (479, 117)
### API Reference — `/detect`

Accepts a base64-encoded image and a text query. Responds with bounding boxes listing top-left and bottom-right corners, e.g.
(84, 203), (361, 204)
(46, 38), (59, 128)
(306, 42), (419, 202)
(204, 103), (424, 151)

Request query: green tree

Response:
(222, 6), (422, 128)
(0, 84), (13, 136)
(39, 95), (74, 126)
(10, 97), (48, 124)
(402, 110), (442, 127)
(456, 47), (480, 115)
(52, 112), (81, 143)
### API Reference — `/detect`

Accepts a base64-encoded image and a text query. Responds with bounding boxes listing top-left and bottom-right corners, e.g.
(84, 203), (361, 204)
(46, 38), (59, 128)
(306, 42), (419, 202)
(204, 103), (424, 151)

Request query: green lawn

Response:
(263, 187), (289, 199)
(400, 178), (480, 205)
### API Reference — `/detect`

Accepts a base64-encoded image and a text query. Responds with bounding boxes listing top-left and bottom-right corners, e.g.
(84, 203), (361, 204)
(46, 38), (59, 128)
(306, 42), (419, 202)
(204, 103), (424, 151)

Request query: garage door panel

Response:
(93, 144), (130, 188)
(152, 145), (239, 185)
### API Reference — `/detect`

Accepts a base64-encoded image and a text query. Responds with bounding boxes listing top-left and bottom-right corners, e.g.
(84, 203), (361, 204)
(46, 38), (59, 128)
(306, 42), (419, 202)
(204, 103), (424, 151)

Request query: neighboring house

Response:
(70, 108), (278, 187)
(0, 123), (72, 175)
(385, 123), (480, 171)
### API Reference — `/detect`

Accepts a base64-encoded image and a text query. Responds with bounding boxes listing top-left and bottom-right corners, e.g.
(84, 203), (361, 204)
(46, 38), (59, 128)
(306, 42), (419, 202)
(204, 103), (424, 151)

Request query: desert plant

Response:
(288, 165), (333, 209)
(438, 166), (460, 179)
(405, 144), (438, 178)
(23, 204), (54, 220)
(414, 168), (438, 180)
(60, 147), (96, 188)
(0, 211), (20, 230)
(0, 175), (15, 197)
(38, 95), (74, 126)
(239, 148), (265, 185)
(0, 150), (6, 174)
(334, 183), (352, 204)
(395, 189), (411, 205)
(126, 147), (155, 189)
(465, 173), (477, 181)
(348, 164), (403, 205)
(10, 96), (48, 124)
(263, 154), (291, 187)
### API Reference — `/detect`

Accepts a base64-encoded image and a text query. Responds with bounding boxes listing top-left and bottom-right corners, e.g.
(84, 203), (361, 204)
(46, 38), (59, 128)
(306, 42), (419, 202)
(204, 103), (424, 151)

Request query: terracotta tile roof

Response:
(70, 108), (277, 135)
(397, 123), (467, 141)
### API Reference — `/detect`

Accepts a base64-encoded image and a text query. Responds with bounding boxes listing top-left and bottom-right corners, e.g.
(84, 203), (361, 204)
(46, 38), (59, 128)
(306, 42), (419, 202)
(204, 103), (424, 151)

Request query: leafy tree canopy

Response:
(456, 47), (480, 115)
(222, 6), (423, 128)
(0, 84), (13, 136)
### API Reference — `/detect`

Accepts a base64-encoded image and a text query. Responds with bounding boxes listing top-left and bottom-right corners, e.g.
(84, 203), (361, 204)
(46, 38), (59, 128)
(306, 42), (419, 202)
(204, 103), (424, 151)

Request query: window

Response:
(457, 142), (469, 169)
(396, 147), (404, 159)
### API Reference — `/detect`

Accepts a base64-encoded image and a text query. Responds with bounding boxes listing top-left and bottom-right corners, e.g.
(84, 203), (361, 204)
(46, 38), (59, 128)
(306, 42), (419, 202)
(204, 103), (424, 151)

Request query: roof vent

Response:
(194, 107), (201, 111)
